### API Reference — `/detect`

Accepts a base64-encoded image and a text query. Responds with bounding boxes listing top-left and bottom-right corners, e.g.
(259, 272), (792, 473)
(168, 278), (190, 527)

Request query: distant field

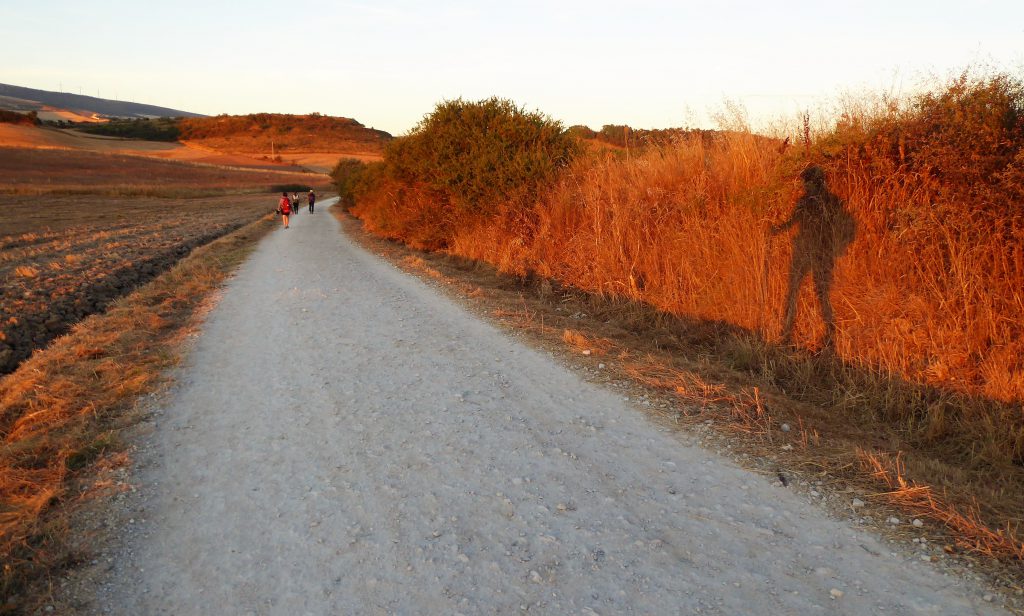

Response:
(0, 147), (326, 196)
(0, 124), (317, 171)
(0, 145), (332, 374)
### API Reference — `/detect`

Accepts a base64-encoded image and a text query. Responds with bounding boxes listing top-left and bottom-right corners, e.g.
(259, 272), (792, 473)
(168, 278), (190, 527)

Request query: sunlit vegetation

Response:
(179, 113), (392, 154)
(75, 117), (181, 141)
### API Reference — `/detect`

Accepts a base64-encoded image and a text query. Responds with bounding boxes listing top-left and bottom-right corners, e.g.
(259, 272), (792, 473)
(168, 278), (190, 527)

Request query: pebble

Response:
(852, 498), (865, 508)
(598, 363), (605, 369)
(780, 423), (791, 432)
(829, 588), (844, 599)
(529, 570), (543, 583)
(912, 519), (924, 527)
(887, 516), (900, 525)
(984, 594), (994, 602)
(582, 350), (592, 356)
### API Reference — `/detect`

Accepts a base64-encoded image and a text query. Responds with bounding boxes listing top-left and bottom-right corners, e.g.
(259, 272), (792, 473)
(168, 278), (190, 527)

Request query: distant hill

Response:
(0, 83), (204, 120)
(179, 113), (392, 155)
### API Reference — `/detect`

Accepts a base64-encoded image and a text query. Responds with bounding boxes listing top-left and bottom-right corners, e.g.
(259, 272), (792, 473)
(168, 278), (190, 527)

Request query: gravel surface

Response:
(95, 200), (1007, 615)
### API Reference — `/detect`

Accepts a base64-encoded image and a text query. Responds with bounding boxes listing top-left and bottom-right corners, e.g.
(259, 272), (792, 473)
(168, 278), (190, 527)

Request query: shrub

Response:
(598, 124), (629, 147)
(384, 97), (580, 218)
(330, 158), (383, 209)
(270, 183), (311, 193)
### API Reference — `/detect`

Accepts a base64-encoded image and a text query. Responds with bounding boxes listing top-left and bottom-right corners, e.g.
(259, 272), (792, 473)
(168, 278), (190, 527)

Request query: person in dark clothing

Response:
(308, 189), (316, 213)
(770, 165), (855, 348)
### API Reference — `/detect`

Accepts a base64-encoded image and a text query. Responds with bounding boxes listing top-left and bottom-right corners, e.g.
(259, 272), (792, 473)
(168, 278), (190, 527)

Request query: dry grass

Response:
(0, 213), (277, 611)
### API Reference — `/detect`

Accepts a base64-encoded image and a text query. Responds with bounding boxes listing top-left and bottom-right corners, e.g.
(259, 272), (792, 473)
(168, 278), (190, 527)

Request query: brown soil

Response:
(332, 207), (1024, 608)
(0, 192), (294, 376)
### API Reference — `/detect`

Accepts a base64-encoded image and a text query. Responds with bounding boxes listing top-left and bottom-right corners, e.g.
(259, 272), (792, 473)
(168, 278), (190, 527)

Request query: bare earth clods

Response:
(0, 194), (285, 375)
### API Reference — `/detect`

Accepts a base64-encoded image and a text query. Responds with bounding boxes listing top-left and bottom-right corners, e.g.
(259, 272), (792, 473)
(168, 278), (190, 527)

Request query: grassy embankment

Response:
(334, 75), (1024, 566)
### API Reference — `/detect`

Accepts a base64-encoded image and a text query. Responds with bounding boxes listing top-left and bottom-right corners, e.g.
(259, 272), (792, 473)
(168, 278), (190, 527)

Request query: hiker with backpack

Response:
(277, 191), (292, 228)
(770, 165), (856, 348)
(308, 189), (316, 213)
(291, 192), (300, 216)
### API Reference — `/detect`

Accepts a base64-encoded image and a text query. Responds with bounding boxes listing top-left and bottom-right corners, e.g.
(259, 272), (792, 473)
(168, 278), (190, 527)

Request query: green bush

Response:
(330, 158), (383, 209)
(384, 97), (579, 216)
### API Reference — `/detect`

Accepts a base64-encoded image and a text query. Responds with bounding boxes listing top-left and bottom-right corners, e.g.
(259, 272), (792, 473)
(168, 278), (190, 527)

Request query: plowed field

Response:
(0, 146), (331, 375)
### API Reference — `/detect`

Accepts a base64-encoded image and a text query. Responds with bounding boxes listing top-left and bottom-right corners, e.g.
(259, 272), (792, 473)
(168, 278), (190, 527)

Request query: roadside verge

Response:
(331, 204), (1024, 610)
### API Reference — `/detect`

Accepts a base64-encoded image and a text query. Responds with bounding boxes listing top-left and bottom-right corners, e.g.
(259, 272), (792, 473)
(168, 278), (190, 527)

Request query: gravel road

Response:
(96, 200), (1006, 615)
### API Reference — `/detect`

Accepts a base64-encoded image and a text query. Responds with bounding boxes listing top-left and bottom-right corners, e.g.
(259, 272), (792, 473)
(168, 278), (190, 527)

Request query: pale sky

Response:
(1, 1), (1022, 135)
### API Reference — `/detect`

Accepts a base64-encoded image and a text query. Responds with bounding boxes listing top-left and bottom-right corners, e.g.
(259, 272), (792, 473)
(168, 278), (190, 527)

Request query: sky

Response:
(1, 0), (1022, 135)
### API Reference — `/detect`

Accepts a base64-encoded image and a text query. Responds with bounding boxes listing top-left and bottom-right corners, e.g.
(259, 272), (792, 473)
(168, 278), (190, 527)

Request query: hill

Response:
(178, 113), (391, 155)
(0, 83), (203, 120)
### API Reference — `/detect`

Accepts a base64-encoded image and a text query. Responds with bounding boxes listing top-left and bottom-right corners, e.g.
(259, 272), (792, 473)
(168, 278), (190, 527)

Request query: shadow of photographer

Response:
(770, 165), (856, 348)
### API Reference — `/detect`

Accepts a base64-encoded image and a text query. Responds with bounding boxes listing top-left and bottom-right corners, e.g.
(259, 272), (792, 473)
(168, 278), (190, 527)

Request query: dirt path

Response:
(94, 200), (1005, 615)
